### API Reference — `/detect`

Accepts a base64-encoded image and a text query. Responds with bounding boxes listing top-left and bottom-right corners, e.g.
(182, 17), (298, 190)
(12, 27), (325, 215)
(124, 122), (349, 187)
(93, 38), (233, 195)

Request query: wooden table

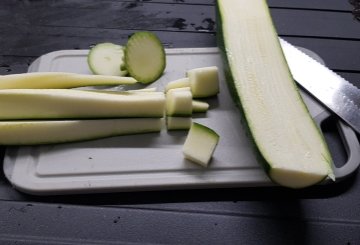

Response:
(1, 1), (360, 244)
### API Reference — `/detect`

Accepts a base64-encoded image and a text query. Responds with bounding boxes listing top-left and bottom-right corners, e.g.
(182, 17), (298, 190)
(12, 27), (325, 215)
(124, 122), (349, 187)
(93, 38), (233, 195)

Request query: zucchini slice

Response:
(87, 43), (128, 76)
(217, 0), (334, 188)
(125, 31), (166, 84)
(0, 118), (162, 145)
(0, 89), (165, 119)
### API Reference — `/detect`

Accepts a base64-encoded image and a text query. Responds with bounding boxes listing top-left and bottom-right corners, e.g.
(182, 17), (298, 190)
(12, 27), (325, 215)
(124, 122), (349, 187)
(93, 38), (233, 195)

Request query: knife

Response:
(280, 38), (360, 134)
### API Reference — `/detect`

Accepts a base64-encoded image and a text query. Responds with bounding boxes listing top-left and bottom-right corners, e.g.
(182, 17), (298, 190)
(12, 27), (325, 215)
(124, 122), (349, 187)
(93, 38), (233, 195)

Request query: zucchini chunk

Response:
(166, 88), (193, 116)
(165, 66), (220, 98)
(183, 123), (219, 167)
(166, 117), (192, 130)
(217, 0), (334, 188)
(186, 66), (220, 98)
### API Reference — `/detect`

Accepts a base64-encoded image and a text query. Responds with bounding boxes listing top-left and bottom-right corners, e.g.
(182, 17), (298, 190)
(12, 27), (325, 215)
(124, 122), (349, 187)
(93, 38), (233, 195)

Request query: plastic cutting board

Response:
(3, 47), (360, 195)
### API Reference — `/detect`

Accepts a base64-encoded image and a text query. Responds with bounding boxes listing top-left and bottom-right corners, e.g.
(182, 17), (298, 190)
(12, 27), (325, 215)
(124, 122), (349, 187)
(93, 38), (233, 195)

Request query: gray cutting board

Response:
(3, 47), (360, 195)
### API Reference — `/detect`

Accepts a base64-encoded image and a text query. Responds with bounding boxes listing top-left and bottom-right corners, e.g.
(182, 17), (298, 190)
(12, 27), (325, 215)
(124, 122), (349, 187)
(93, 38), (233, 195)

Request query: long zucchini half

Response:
(217, 0), (334, 188)
(0, 89), (165, 120)
(0, 118), (162, 145)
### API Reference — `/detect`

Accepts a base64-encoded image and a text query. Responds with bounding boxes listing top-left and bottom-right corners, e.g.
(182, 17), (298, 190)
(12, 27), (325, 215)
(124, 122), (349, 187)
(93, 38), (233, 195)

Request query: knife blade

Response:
(280, 38), (360, 134)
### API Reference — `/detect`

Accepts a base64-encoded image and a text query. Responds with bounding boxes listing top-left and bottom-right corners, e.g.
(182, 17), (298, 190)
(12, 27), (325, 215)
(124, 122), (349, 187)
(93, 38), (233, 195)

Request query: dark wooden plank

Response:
(3, 0), (352, 10)
(268, 0), (352, 11)
(1, 0), (215, 7)
(0, 1), (216, 32)
(1, 198), (360, 245)
(0, 55), (35, 75)
(271, 9), (360, 40)
(2, 2), (358, 40)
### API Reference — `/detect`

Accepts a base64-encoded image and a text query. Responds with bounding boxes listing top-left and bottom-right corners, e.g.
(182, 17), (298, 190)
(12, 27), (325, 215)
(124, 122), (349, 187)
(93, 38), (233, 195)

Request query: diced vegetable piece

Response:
(166, 117), (192, 130)
(183, 123), (219, 167)
(166, 88), (192, 116)
(165, 78), (190, 92)
(217, 0), (334, 188)
(186, 66), (219, 98)
(0, 118), (162, 145)
(87, 43), (128, 76)
(192, 100), (209, 113)
(0, 72), (137, 89)
(125, 31), (166, 84)
(0, 89), (165, 120)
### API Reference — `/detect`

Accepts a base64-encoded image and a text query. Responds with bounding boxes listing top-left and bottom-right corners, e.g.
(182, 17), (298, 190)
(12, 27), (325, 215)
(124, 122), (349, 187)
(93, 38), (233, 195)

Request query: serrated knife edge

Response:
(280, 38), (360, 134)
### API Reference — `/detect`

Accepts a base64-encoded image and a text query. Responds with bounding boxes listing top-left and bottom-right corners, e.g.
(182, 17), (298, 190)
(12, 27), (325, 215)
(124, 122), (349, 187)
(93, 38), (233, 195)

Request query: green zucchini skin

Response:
(216, 0), (334, 188)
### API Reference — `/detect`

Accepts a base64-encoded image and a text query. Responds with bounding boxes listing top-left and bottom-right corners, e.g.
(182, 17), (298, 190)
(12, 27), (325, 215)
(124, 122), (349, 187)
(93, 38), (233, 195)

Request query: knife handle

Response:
(314, 111), (360, 180)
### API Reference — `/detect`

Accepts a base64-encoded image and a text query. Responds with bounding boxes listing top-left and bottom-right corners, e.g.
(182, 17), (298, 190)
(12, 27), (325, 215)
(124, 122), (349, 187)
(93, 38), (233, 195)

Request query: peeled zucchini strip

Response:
(165, 88), (192, 116)
(192, 100), (209, 113)
(128, 87), (157, 92)
(183, 123), (219, 167)
(0, 118), (163, 145)
(81, 90), (163, 96)
(217, 0), (334, 188)
(0, 72), (137, 89)
(0, 89), (165, 120)
(165, 78), (190, 92)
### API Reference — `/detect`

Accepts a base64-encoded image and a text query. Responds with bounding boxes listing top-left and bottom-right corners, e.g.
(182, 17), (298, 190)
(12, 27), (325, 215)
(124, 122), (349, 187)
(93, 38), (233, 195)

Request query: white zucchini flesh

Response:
(165, 78), (190, 92)
(0, 89), (165, 119)
(80, 90), (163, 96)
(87, 43), (128, 76)
(0, 118), (162, 145)
(166, 117), (192, 130)
(0, 72), (137, 89)
(128, 87), (157, 92)
(183, 123), (219, 167)
(192, 100), (209, 113)
(165, 88), (193, 116)
(218, 0), (334, 188)
(186, 66), (219, 98)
